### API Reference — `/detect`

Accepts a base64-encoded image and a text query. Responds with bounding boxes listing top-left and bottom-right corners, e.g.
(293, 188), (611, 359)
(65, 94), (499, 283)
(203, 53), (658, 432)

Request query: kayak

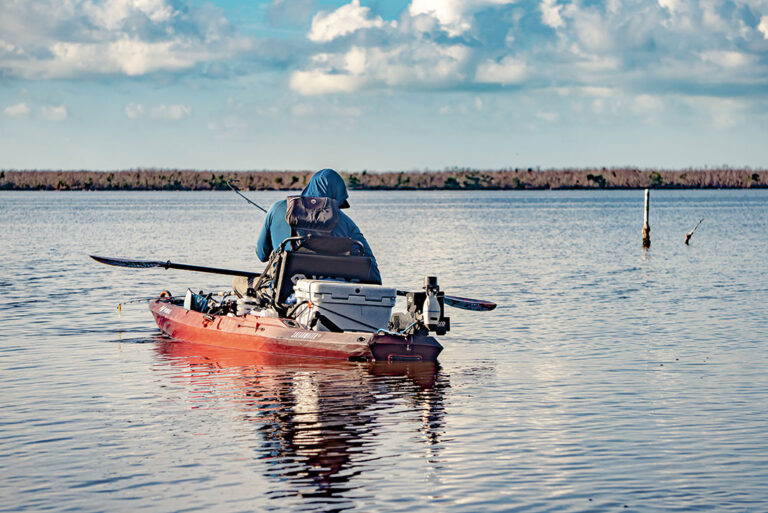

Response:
(91, 255), (494, 363)
(149, 297), (443, 362)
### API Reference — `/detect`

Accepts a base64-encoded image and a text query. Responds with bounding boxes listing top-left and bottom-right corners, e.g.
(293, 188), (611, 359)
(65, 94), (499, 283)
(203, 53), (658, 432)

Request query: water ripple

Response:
(2, 190), (768, 512)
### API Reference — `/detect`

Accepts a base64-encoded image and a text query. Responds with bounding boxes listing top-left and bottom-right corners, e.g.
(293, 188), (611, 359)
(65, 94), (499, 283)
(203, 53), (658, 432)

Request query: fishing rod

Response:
(226, 179), (268, 213)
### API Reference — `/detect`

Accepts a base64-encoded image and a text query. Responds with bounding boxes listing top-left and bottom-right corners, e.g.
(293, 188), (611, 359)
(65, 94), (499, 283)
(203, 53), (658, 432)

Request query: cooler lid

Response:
(295, 279), (396, 303)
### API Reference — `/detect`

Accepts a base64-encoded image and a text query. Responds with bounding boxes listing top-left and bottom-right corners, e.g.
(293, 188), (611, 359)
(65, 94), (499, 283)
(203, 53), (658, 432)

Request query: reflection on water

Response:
(155, 340), (448, 511)
(3, 190), (768, 512)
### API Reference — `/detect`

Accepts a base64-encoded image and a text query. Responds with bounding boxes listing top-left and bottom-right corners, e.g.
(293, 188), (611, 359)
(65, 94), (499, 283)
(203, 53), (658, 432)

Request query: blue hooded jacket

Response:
(256, 169), (381, 284)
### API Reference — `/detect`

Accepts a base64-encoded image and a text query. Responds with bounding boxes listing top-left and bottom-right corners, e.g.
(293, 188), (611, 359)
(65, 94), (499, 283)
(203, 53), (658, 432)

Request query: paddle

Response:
(90, 255), (260, 277)
(443, 295), (496, 312)
(395, 290), (496, 312)
(91, 255), (495, 311)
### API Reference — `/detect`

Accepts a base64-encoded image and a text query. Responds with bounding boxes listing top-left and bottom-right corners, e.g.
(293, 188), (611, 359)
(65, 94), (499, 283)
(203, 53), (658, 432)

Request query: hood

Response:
(301, 168), (350, 208)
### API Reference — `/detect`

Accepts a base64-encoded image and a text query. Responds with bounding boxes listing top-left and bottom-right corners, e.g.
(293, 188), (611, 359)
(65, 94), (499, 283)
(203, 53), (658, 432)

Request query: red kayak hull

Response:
(149, 300), (442, 362)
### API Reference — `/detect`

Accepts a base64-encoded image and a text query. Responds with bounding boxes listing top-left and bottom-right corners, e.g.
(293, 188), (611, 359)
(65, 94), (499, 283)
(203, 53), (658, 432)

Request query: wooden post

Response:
(642, 189), (651, 248)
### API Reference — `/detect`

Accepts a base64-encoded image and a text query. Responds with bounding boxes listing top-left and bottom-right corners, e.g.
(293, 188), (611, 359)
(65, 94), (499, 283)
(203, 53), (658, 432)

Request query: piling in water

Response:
(642, 189), (651, 248)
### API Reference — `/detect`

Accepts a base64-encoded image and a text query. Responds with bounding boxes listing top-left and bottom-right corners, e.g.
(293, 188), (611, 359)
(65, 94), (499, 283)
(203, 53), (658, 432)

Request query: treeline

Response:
(0, 168), (766, 191)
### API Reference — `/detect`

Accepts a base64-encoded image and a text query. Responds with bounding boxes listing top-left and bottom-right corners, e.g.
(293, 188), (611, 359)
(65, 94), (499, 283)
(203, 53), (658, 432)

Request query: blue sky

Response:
(1, 0), (767, 170)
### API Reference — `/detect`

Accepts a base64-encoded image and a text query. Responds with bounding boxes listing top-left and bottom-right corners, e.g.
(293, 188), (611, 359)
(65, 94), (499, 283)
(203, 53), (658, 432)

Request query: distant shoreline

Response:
(1, 168), (766, 190)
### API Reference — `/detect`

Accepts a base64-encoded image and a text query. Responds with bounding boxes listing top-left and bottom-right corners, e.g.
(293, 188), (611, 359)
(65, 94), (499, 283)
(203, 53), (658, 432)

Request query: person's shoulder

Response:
(267, 199), (288, 216)
(337, 211), (361, 232)
(338, 210), (356, 224)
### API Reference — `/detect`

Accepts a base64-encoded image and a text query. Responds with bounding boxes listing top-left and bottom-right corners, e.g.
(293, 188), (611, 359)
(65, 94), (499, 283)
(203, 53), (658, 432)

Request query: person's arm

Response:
(256, 206), (275, 262)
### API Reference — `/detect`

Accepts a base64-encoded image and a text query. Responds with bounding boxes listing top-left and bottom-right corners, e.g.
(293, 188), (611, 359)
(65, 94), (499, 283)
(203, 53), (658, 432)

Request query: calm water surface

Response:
(1, 190), (767, 512)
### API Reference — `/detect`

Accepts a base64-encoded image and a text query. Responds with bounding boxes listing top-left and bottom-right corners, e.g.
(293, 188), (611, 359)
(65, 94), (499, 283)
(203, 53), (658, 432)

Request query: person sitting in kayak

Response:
(234, 168), (381, 298)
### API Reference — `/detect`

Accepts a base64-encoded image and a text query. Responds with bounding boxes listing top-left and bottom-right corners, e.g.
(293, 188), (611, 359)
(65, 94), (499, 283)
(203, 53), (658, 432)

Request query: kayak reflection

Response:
(154, 339), (448, 507)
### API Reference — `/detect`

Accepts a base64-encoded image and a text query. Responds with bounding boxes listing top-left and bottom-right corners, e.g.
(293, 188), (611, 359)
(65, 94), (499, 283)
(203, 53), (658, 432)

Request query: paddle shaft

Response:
(91, 255), (494, 310)
(162, 261), (259, 277)
(90, 255), (260, 277)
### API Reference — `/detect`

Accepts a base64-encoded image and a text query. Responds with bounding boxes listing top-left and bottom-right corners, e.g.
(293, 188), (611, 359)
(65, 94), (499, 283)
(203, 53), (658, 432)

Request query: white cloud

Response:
(124, 103), (145, 119)
(408, 0), (516, 36)
(699, 0), (727, 31)
(308, 0), (392, 43)
(345, 46), (367, 75)
(83, 0), (174, 31)
(567, 9), (615, 52)
(207, 115), (247, 131)
(438, 104), (455, 115)
(0, 40), (20, 54)
(658, 0), (682, 13)
(39, 105), (68, 121)
(683, 96), (746, 129)
(540, 0), (564, 29)
(291, 101), (362, 117)
(45, 39), (200, 77)
(437, 96), (486, 115)
(535, 111), (558, 121)
(581, 86), (619, 97)
(759, 16), (768, 39)
(5, 0), (763, 108)
(574, 55), (621, 72)
(475, 56), (528, 85)
(124, 103), (191, 119)
(291, 43), (471, 94)
(291, 103), (315, 116)
(552, 86), (620, 98)
(150, 104), (191, 119)
(290, 70), (366, 95)
(605, 0), (621, 15)
(631, 94), (664, 115)
(700, 50), (755, 68)
(562, 42), (621, 74)
(0, 0), (241, 79)
(4, 103), (30, 117)
(292, 0), (768, 98)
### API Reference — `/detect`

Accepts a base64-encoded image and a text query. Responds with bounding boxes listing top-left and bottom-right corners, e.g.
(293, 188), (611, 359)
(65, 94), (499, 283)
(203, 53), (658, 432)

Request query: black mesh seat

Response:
(272, 236), (378, 307)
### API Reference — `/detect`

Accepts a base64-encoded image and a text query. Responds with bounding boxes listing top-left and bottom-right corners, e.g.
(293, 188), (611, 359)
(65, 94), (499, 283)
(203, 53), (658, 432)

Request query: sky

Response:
(1, 0), (767, 170)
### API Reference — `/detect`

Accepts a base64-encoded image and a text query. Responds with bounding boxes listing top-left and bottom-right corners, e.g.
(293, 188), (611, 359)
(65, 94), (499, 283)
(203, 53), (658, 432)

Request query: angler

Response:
(233, 168), (381, 298)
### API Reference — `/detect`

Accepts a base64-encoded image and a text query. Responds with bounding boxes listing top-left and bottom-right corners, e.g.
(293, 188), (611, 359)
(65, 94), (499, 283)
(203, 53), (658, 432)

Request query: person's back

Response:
(255, 168), (381, 283)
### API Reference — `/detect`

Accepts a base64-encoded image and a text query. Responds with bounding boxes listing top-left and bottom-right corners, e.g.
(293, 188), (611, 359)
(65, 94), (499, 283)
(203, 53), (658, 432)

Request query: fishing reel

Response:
(404, 276), (450, 336)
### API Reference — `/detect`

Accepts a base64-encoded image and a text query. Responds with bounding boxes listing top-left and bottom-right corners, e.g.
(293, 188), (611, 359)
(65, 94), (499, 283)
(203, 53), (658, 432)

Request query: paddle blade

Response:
(90, 255), (167, 269)
(444, 295), (497, 311)
(90, 255), (259, 277)
(396, 289), (496, 312)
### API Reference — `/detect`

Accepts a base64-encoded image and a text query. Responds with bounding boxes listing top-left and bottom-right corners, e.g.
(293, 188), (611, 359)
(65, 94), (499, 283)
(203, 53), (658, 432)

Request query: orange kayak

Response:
(149, 299), (443, 362)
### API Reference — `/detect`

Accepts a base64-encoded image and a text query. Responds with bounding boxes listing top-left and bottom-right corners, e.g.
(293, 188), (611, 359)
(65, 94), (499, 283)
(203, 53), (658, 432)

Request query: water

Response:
(1, 189), (767, 512)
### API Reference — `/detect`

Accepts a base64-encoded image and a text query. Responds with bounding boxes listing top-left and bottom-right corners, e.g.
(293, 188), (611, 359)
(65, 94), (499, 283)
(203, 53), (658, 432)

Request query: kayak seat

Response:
(273, 241), (378, 307)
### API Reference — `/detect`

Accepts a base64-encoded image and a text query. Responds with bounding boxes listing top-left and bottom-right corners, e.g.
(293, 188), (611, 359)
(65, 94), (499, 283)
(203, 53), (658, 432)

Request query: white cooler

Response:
(294, 279), (396, 332)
